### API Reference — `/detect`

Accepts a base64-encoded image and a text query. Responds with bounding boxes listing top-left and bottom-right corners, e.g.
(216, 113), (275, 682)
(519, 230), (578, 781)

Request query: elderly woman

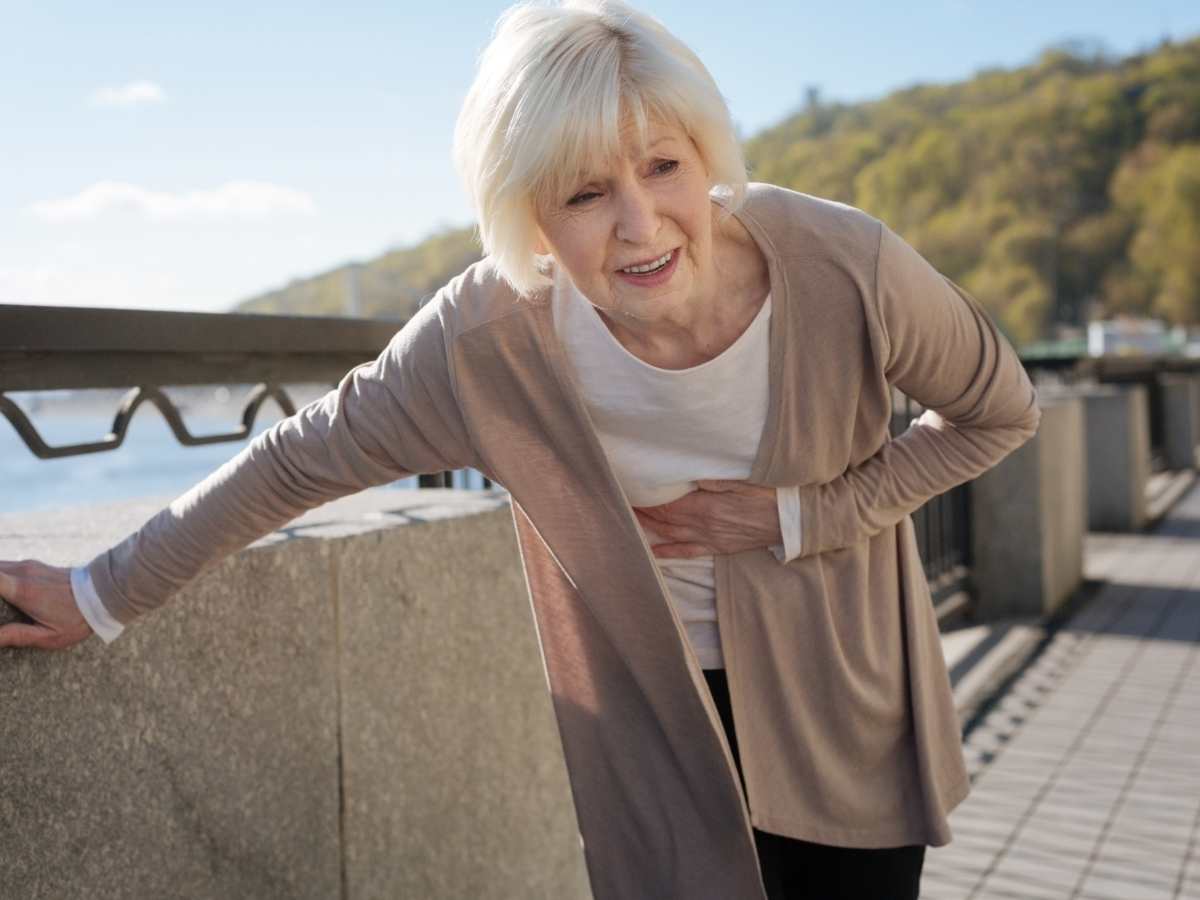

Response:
(0, 2), (1039, 899)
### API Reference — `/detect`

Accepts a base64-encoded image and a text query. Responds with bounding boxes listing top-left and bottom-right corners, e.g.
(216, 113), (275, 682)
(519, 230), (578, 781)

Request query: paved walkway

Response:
(922, 482), (1200, 900)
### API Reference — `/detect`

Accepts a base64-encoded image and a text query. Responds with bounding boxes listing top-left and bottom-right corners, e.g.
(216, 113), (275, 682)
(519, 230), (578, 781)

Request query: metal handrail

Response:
(0, 303), (402, 391)
(1022, 353), (1200, 467)
(0, 384), (297, 460)
(0, 303), (399, 460)
(890, 388), (973, 624)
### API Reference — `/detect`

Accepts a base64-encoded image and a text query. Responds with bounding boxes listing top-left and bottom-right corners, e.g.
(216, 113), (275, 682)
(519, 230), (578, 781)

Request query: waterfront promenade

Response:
(922, 481), (1200, 899)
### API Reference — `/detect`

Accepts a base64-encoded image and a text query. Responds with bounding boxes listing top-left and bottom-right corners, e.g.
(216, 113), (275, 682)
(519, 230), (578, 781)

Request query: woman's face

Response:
(535, 119), (715, 327)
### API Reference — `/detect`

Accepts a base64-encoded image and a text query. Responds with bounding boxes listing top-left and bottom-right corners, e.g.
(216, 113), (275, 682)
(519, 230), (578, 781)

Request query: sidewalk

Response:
(923, 481), (1200, 900)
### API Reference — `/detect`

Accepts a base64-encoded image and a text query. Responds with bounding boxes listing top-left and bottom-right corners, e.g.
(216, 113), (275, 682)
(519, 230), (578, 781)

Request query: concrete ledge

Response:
(1146, 469), (1198, 522)
(333, 500), (590, 900)
(0, 489), (590, 900)
(942, 622), (1043, 726)
(1, 503), (343, 900)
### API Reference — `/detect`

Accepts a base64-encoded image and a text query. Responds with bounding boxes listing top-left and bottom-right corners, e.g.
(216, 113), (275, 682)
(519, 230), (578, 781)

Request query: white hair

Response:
(453, 0), (747, 296)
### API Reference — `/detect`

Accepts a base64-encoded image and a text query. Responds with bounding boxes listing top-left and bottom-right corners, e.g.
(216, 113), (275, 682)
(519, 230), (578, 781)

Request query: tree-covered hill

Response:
(238, 36), (1200, 344)
(747, 37), (1200, 343)
(236, 226), (482, 320)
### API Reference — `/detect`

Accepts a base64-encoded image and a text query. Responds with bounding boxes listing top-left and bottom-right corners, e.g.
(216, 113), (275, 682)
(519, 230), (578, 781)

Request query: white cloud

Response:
(1, 265), (131, 307)
(25, 181), (317, 222)
(0, 265), (189, 309)
(91, 80), (167, 109)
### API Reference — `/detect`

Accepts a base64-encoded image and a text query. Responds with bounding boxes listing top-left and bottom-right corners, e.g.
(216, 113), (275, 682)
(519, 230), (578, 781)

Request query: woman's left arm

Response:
(795, 225), (1039, 558)
(638, 225), (1039, 560)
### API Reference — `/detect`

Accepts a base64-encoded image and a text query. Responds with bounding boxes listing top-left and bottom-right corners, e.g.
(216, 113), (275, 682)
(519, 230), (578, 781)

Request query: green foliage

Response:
(236, 227), (483, 320)
(745, 36), (1200, 343)
(1110, 142), (1200, 322)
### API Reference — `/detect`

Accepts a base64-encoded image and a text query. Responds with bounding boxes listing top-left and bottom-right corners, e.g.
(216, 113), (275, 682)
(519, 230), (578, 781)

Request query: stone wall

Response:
(0, 490), (591, 900)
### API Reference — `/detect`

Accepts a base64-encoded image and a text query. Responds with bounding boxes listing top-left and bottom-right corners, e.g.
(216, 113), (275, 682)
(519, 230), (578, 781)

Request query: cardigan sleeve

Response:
(796, 225), (1040, 558)
(87, 299), (480, 625)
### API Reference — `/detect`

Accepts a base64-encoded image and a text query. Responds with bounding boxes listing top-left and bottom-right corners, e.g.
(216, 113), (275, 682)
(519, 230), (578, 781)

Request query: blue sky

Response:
(4, 0), (1199, 313)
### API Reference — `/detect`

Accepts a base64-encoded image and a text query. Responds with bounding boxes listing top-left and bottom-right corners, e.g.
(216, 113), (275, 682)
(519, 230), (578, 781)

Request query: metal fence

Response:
(1021, 352), (1200, 470)
(0, 303), (403, 460)
(890, 389), (972, 621)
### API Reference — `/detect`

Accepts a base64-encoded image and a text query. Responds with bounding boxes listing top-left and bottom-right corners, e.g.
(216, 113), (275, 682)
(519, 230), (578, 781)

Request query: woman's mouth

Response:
(621, 250), (673, 275)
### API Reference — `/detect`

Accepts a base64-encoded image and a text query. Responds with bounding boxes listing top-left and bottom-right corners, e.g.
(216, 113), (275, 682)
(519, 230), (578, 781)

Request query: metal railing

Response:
(1080, 355), (1200, 469)
(890, 389), (973, 622)
(1, 304), (497, 486)
(1022, 352), (1200, 470)
(0, 303), (400, 460)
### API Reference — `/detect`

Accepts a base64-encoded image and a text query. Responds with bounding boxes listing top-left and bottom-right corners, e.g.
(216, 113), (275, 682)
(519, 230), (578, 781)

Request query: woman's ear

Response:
(533, 229), (550, 256)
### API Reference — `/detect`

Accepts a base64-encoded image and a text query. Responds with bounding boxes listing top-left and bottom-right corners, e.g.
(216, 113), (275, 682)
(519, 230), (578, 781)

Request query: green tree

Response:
(744, 35), (1200, 344)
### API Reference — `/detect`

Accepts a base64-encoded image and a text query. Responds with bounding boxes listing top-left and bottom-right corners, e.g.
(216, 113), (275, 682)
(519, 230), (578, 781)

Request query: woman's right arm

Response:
(0, 299), (478, 648)
(0, 562), (88, 649)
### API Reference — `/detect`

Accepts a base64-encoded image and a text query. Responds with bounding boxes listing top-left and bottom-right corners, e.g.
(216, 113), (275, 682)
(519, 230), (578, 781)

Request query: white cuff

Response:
(771, 486), (802, 564)
(70, 567), (125, 644)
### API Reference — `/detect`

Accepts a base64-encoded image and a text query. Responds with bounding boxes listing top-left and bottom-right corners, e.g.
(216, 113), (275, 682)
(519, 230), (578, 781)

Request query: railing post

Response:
(970, 396), (1086, 618)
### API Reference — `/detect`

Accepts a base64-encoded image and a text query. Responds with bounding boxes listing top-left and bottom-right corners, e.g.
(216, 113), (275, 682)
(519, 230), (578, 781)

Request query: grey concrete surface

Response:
(921, 479), (1200, 900)
(0, 512), (343, 900)
(1161, 374), (1200, 472)
(0, 488), (590, 900)
(970, 397), (1086, 618)
(1148, 471), (1198, 523)
(1082, 385), (1151, 532)
(942, 621), (1043, 726)
(336, 509), (590, 900)
(1038, 399), (1089, 615)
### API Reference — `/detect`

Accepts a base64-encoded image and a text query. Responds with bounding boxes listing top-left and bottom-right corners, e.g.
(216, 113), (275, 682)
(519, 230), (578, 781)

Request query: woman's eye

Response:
(567, 190), (600, 206)
(653, 159), (678, 176)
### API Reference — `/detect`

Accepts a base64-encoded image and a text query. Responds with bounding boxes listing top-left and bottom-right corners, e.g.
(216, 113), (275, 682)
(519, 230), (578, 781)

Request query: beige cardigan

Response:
(91, 185), (1040, 900)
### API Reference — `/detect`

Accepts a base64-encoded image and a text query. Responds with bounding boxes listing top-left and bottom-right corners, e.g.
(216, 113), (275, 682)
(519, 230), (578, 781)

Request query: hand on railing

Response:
(0, 561), (90, 650)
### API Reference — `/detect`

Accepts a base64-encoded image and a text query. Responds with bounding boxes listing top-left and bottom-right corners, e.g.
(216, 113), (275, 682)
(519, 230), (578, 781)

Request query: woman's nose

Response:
(614, 186), (659, 245)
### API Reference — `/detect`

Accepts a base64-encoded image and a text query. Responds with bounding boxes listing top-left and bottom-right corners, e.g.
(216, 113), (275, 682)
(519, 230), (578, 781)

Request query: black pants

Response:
(702, 670), (925, 900)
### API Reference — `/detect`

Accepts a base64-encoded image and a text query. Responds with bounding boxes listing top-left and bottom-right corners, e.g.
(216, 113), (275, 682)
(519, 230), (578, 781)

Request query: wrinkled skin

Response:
(0, 560), (90, 650)
(634, 479), (781, 559)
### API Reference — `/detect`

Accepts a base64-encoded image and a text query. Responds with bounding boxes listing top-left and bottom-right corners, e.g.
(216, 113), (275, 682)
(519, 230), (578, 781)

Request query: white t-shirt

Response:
(553, 274), (799, 669)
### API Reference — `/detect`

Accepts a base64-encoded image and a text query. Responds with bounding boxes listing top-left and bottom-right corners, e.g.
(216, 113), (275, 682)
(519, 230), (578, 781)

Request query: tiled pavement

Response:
(921, 482), (1200, 900)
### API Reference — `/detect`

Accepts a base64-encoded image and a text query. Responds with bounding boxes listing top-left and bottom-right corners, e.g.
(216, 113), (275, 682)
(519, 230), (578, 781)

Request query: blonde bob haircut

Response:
(453, 0), (747, 296)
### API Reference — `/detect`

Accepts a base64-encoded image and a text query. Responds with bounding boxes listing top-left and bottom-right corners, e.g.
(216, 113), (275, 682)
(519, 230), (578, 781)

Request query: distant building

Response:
(1087, 319), (1172, 357)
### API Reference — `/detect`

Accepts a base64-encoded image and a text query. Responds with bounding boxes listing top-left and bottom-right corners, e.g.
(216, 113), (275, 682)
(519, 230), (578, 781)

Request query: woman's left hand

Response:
(633, 480), (781, 559)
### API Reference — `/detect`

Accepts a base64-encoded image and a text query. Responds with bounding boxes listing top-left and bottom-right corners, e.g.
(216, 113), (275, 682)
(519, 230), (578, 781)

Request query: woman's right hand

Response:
(634, 480), (782, 558)
(0, 560), (92, 650)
